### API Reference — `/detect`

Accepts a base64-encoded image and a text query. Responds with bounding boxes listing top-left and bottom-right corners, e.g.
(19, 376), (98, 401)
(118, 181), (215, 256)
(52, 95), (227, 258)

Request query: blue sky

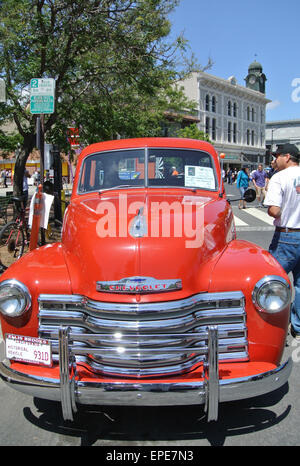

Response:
(169, 0), (300, 122)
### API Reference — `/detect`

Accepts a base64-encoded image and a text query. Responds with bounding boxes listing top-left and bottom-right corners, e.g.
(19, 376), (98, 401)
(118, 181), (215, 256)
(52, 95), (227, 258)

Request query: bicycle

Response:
(0, 196), (31, 271)
(0, 192), (69, 272)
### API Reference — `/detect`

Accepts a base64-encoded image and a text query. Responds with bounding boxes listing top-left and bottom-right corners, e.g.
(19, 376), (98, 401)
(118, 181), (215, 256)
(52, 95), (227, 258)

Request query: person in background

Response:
(236, 167), (250, 209)
(264, 144), (300, 340)
(23, 169), (31, 207)
(227, 167), (233, 184)
(171, 166), (178, 176)
(267, 158), (277, 180)
(252, 164), (268, 207)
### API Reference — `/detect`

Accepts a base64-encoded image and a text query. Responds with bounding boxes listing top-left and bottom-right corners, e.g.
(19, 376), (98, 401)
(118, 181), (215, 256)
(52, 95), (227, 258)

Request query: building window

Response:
(211, 96), (216, 112)
(247, 129), (250, 145)
(233, 123), (237, 143)
(205, 94), (210, 111)
(251, 107), (255, 122)
(228, 121), (231, 142)
(228, 100), (232, 116)
(233, 102), (237, 117)
(205, 116), (210, 136)
(247, 106), (250, 121)
(251, 130), (255, 146)
(212, 118), (216, 140)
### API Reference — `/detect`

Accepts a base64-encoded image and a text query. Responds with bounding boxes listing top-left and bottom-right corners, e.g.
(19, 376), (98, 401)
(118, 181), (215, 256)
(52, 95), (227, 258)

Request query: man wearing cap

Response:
(264, 144), (300, 339)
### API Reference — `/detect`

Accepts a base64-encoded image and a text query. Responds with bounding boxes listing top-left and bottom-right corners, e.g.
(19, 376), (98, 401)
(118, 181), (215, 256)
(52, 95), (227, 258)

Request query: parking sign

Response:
(30, 78), (55, 114)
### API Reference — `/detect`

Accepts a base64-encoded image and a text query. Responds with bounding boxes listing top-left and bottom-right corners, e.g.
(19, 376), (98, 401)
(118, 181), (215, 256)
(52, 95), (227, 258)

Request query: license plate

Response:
(5, 334), (52, 367)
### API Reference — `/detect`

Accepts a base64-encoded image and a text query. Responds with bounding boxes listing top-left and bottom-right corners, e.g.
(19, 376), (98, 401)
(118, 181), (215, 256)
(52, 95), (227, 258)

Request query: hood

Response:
(62, 190), (234, 301)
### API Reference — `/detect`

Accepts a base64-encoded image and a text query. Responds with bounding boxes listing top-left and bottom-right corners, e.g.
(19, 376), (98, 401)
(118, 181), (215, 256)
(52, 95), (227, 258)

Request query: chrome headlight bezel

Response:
(252, 275), (291, 314)
(0, 279), (31, 318)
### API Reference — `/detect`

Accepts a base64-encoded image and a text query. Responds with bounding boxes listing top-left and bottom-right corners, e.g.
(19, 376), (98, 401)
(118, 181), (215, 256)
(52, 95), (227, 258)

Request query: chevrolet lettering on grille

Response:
(96, 276), (182, 293)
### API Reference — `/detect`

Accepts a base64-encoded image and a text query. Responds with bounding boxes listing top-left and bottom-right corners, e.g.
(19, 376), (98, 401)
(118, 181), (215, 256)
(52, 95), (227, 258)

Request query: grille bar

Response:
(38, 291), (248, 378)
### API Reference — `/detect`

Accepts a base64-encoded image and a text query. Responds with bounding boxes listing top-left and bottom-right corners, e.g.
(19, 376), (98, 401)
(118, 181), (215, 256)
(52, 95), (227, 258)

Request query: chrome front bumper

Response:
(0, 326), (293, 423)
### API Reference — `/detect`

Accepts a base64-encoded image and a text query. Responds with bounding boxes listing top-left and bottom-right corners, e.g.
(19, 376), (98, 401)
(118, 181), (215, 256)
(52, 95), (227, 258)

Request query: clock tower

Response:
(245, 60), (267, 94)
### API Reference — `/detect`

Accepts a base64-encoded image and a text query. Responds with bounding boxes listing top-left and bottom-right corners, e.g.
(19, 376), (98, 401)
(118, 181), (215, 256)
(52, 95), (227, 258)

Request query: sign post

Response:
(30, 78), (55, 246)
(30, 78), (55, 186)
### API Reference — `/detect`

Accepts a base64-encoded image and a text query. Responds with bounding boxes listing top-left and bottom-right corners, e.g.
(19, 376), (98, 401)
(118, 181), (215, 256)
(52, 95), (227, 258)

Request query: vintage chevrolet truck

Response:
(0, 137), (292, 421)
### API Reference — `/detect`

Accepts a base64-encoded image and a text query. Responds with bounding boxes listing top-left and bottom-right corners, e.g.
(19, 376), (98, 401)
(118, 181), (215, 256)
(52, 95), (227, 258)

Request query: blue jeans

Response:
(269, 231), (300, 333)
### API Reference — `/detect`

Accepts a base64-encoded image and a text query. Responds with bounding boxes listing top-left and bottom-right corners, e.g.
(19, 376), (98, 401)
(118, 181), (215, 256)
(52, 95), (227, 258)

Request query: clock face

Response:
(249, 76), (256, 84)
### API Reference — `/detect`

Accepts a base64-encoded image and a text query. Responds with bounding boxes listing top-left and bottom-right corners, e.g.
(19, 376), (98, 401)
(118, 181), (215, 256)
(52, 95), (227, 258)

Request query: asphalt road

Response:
(0, 182), (299, 447)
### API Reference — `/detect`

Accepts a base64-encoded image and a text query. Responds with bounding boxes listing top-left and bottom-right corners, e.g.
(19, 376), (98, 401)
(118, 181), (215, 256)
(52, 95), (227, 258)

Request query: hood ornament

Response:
(129, 206), (147, 238)
(96, 276), (182, 294)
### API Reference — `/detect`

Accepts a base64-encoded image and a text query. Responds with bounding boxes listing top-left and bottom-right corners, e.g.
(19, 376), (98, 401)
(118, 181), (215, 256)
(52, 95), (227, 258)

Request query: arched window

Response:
(247, 129), (250, 145)
(251, 107), (255, 122)
(228, 121), (232, 142)
(205, 94), (210, 111)
(251, 130), (255, 145)
(212, 118), (216, 140)
(205, 116), (210, 136)
(212, 96), (216, 112)
(247, 106), (250, 121)
(228, 100), (232, 116)
(233, 123), (237, 143)
(233, 102), (237, 117)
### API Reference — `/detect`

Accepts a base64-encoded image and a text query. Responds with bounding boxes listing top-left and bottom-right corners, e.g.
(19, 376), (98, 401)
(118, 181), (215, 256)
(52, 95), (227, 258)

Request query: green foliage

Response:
(0, 131), (23, 156)
(0, 0), (202, 191)
(176, 123), (211, 142)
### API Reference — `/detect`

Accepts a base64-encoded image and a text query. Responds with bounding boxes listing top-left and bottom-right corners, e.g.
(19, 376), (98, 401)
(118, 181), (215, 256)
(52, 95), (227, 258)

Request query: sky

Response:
(169, 0), (300, 122)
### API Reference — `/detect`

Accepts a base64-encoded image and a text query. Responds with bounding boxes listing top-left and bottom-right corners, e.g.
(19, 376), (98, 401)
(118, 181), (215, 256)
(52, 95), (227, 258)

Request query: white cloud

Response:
(266, 100), (280, 110)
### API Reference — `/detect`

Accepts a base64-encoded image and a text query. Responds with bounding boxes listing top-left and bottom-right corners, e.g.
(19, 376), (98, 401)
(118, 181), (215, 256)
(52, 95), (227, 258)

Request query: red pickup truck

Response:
(0, 137), (292, 421)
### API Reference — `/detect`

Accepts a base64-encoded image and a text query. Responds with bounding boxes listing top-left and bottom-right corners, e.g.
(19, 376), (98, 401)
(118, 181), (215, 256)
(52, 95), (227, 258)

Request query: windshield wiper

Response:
(99, 185), (136, 194)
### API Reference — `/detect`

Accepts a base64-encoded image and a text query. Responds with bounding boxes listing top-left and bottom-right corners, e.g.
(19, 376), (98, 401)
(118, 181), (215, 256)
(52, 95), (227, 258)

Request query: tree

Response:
(176, 123), (211, 142)
(0, 0), (201, 195)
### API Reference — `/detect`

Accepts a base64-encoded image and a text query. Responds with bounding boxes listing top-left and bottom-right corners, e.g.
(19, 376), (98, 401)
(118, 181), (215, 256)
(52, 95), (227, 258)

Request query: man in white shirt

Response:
(264, 144), (300, 339)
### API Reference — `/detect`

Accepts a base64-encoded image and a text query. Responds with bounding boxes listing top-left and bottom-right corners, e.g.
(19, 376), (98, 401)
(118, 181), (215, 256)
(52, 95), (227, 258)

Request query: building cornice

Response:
(198, 71), (271, 103)
(266, 119), (300, 126)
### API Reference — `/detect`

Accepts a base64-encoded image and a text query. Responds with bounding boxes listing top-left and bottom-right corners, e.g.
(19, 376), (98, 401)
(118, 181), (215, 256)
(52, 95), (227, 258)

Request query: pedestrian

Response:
(236, 167), (250, 209)
(264, 143), (300, 340)
(252, 163), (268, 207)
(267, 158), (277, 180)
(227, 167), (233, 184)
(233, 168), (238, 182)
(22, 169), (31, 207)
(1, 170), (5, 187)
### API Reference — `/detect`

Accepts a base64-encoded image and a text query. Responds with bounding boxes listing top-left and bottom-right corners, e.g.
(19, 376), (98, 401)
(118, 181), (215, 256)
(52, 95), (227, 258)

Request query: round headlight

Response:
(252, 275), (291, 313)
(0, 279), (31, 317)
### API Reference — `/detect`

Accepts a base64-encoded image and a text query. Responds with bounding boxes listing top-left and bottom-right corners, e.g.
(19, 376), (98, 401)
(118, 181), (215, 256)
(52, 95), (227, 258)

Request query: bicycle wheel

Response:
(0, 221), (25, 271)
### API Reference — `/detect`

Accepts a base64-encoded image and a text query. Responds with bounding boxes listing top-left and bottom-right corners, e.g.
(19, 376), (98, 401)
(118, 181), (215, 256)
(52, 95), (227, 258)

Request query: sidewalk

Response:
(0, 183), (73, 198)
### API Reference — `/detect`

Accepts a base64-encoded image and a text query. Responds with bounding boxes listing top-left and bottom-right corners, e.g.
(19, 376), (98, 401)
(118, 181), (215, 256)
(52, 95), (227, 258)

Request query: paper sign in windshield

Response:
(185, 166), (215, 189)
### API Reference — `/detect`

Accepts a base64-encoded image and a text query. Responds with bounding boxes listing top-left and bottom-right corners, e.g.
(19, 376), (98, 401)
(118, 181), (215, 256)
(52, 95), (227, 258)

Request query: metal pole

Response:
(36, 114), (45, 245)
(40, 114), (45, 187)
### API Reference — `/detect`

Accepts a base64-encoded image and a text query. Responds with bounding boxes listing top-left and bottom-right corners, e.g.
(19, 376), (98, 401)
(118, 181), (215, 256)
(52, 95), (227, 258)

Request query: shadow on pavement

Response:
(23, 382), (291, 446)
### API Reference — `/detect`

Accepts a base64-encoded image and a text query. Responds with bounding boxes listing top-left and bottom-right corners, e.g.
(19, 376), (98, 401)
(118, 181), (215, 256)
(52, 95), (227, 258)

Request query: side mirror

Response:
(243, 188), (256, 203)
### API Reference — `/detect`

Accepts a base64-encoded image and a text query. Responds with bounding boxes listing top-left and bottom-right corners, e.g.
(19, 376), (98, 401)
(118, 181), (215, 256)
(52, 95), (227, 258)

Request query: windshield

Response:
(78, 148), (217, 193)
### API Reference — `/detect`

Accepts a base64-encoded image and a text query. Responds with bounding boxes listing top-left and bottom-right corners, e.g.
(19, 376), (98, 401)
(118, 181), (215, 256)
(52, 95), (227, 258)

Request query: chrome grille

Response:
(38, 291), (248, 378)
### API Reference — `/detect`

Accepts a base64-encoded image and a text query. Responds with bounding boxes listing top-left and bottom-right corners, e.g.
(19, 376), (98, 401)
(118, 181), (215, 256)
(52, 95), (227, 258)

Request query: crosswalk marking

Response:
(233, 205), (275, 231)
(242, 207), (275, 225)
(233, 216), (248, 226)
